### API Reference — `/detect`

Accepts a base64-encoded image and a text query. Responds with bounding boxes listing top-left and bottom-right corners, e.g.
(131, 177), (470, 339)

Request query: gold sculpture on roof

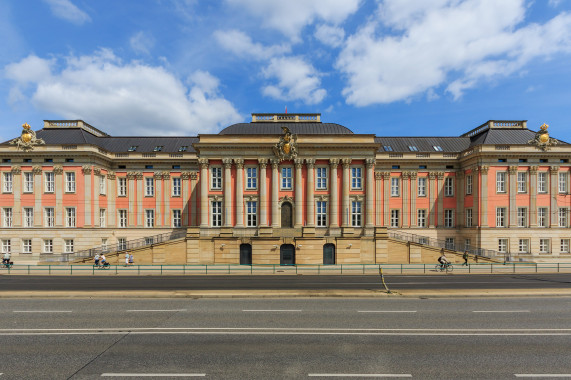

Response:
(273, 126), (298, 161)
(10, 123), (45, 151)
(528, 123), (557, 151)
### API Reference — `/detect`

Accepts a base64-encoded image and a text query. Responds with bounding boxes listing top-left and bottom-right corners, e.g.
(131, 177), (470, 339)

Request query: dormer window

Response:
(433, 146), (443, 151)
(178, 146), (188, 152)
(153, 146), (164, 152)
(383, 146), (393, 152)
(408, 146), (418, 152)
(128, 146), (138, 152)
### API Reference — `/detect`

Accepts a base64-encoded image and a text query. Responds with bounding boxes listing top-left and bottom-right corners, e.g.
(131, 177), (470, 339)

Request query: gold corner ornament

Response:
(273, 126), (298, 161)
(10, 123), (45, 151)
(528, 123), (558, 151)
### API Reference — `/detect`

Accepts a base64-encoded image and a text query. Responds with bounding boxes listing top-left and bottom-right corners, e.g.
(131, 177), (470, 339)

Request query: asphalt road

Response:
(0, 273), (570, 291)
(1, 297), (570, 379)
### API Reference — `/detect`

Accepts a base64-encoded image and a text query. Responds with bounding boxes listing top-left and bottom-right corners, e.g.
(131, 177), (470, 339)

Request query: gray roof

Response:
(375, 137), (470, 152)
(218, 122), (353, 135)
(469, 128), (569, 146)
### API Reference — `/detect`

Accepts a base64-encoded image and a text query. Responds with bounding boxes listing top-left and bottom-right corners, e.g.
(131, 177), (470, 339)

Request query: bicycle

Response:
(434, 262), (454, 273)
(93, 262), (111, 270)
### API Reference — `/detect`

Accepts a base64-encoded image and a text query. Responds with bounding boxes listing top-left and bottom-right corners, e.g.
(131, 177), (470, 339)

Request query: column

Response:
(235, 158), (244, 227)
(82, 166), (92, 227)
(382, 172), (391, 226)
(154, 172), (162, 226)
(94, 168), (102, 227)
(508, 165), (518, 227)
(306, 158), (315, 227)
(127, 172), (136, 227)
(473, 168), (480, 227)
(456, 171), (465, 228)
(136, 173), (143, 226)
(259, 158), (268, 227)
(329, 159), (339, 228)
(529, 166), (538, 227)
(11, 166), (22, 226)
(271, 159), (279, 228)
(163, 172), (170, 226)
(550, 166), (560, 227)
(410, 172), (417, 227)
(375, 171), (383, 226)
(402, 172), (410, 228)
(480, 166), (489, 227)
(365, 158), (375, 228)
(428, 172), (436, 228)
(341, 158), (352, 227)
(199, 158), (209, 227)
(181, 172), (190, 226)
(33, 166), (42, 227)
(223, 158), (233, 227)
(107, 171), (116, 227)
(437, 172), (445, 227)
(190, 172), (198, 226)
(294, 158), (304, 227)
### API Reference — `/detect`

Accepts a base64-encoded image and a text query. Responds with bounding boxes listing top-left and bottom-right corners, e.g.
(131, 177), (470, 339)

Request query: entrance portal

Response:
(323, 243), (335, 265)
(280, 244), (295, 265)
(240, 244), (252, 265)
(281, 202), (293, 228)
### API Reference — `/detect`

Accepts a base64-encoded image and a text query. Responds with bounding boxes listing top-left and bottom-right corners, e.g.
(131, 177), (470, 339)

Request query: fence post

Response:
(115, 265), (118, 275)
(138, 265), (140, 275)
(513, 263), (515, 273)
(558, 263), (560, 273)
(491, 264), (493, 273)
(206, 265), (208, 275)
(228, 265), (230, 275)
(363, 264), (365, 274)
(535, 263), (538, 273)
(183, 265), (186, 275)
(251, 265), (253, 275)
(468, 264), (470, 274)
(401, 264), (403, 274)
(341, 264), (343, 274)
(70, 265), (73, 275)
(28, 265), (30, 275)
(49, 265), (51, 275)
(424, 264), (426, 274)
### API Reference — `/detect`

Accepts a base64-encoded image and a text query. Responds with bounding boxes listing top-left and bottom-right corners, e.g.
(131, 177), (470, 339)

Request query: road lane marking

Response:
(308, 374), (411, 378)
(242, 310), (302, 312)
(473, 310), (530, 313)
(358, 311), (417, 313)
(126, 309), (187, 312)
(13, 310), (72, 313)
(515, 375), (571, 378)
(101, 374), (205, 377)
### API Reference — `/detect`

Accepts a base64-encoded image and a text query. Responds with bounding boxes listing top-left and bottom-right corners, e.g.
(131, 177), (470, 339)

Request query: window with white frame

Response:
(22, 239), (32, 254)
(101, 238), (108, 251)
(444, 177), (454, 197)
(496, 207), (506, 227)
(2, 239), (11, 254)
(351, 167), (362, 189)
(211, 167), (222, 190)
(246, 201), (257, 227)
(43, 239), (53, 253)
(24, 207), (34, 227)
(24, 172), (34, 193)
(539, 238), (550, 254)
(418, 177), (426, 197)
(3, 208), (12, 227)
(246, 167), (257, 190)
(465, 239), (471, 251)
(518, 239), (529, 254)
(145, 237), (154, 245)
(351, 201), (362, 227)
(390, 209), (399, 228)
(538, 207), (548, 227)
(445, 238), (455, 250)
(558, 208), (568, 227)
(44, 208), (54, 227)
(118, 210), (127, 228)
(118, 177), (127, 196)
(391, 177), (400, 197)
(45, 172), (54, 193)
(498, 238), (508, 253)
(538, 172), (547, 193)
(3, 172), (13, 193)
(417, 209), (426, 227)
(145, 209), (154, 227)
(559, 172), (568, 193)
(65, 172), (76, 192)
(517, 172), (527, 193)
(118, 238), (127, 251)
(517, 207), (527, 227)
(444, 209), (454, 228)
(172, 177), (181, 196)
(316, 167), (327, 190)
(281, 167), (292, 189)
(99, 209), (106, 228)
(466, 175), (473, 195)
(66, 208), (76, 227)
(211, 201), (222, 227)
(561, 239), (570, 254)
(64, 239), (74, 253)
(172, 210), (182, 228)
(316, 201), (327, 227)
(99, 175), (106, 195)
(465, 208), (473, 227)
(496, 172), (506, 193)
(145, 177), (154, 196)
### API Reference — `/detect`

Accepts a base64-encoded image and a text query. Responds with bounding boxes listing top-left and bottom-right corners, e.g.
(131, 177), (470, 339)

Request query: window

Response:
(3, 208), (12, 227)
(316, 201), (327, 227)
(445, 238), (455, 250)
(128, 146), (138, 151)
(118, 165), (126, 169)
(561, 159), (569, 163)
(496, 207), (506, 227)
(172, 177), (181, 196)
(444, 177), (454, 197)
(173, 210), (182, 228)
(145, 237), (154, 245)
(433, 146), (443, 151)
(211, 201), (222, 227)
(246, 201), (257, 227)
(211, 167), (222, 190)
(316, 167), (327, 190)
(66, 208), (76, 227)
(418, 177), (426, 197)
(99, 209), (106, 228)
(517, 207), (527, 227)
(24, 207), (34, 227)
(2, 159), (10, 163)
(419, 165), (427, 169)
(351, 167), (362, 189)
(417, 209), (426, 227)
(3, 172), (13, 193)
(24, 172), (34, 193)
(145, 209), (154, 227)
(119, 210), (128, 228)
(118, 238), (127, 251)
(145, 165), (153, 169)
(559, 172), (568, 193)
(498, 158), (507, 163)
(408, 145), (418, 151)
(538, 207), (548, 227)
(118, 177), (127, 196)
(518, 239), (529, 254)
(2, 239), (11, 254)
(498, 239), (508, 253)
(558, 208), (568, 227)
(496, 172), (506, 193)
(22, 239), (32, 254)
(99, 175), (106, 195)
(465, 208), (473, 227)
(519, 158), (527, 163)
(281, 167), (292, 189)
(391, 177), (400, 197)
(64, 239), (74, 253)
(153, 146), (164, 152)
(246, 167), (257, 190)
(465, 239), (471, 251)
(45, 172), (54, 193)
(44, 208), (54, 227)
(172, 165), (180, 169)
(539, 239), (550, 254)
(101, 238), (108, 251)
(178, 146), (188, 152)
(392, 165), (400, 169)
(517, 172), (527, 193)
(540, 159), (548, 163)
(23, 158), (32, 163)
(351, 201), (362, 227)
(466, 175), (473, 195)
(65, 172), (76, 192)
(145, 177), (154, 196)
(561, 239), (570, 254)
(383, 146), (393, 152)
(538, 172), (547, 193)
(390, 209), (399, 228)
(444, 209), (454, 228)
(43, 239), (53, 254)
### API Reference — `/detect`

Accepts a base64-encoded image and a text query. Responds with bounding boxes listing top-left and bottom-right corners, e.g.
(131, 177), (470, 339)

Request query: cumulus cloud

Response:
(214, 30), (291, 60)
(4, 49), (242, 135)
(42, 0), (91, 25)
(130, 31), (155, 55)
(314, 24), (345, 47)
(336, 0), (571, 106)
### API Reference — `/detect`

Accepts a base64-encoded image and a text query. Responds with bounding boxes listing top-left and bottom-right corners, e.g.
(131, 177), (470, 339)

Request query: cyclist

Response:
(100, 254), (107, 267)
(438, 253), (449, 270)
(2, 251), (11, 268)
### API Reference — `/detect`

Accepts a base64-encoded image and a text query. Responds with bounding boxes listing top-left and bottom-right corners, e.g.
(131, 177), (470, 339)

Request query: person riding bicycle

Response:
(100, 254), (107, 267)
(94, 253), (100, 267)
(438, 253), (449, 270)
(2, 251), (11, 267)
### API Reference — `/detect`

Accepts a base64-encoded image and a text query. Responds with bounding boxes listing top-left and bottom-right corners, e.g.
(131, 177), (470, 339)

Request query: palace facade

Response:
(1, 113), (570, 264)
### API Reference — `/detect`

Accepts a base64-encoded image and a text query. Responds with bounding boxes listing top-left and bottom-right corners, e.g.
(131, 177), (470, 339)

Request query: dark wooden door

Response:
(323, 243), (335, 265)
(280, 244), (295, 265)
(281, 202), (293, 228)
(240, 244), (252, 265)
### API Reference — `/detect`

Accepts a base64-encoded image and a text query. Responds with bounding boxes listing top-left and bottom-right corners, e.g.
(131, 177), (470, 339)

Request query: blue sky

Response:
(1, 0), (571, 143)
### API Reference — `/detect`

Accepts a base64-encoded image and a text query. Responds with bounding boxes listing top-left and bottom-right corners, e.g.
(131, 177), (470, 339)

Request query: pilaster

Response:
(199, 158), (209, 227)
(341, 158), (351, 227)
(365, 158), (375, 228)
(329, 159), (339, 228)
(530, 166), (538, 227)
(235, 158), (244, 227)
(271, 159), (279, 228)
(294, 158), (304, 227)
(223, 158), (233, 227)
(508, 165), (518, 227)
(259, 158), (268, 227)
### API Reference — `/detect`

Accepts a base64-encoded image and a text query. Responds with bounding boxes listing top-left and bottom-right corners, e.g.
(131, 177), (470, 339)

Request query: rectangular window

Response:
(465, 208), (473, 228)
(561, 239), (570, 254)
(118, 177), (127, 196)
(417, 209), (426, 227)
(445, 238), (455, 250)
(444, 209), (454, 228)
(145, 177), (154, 196)
(118, 238), (127, 251)
(3, 172), (13, 193)
(173, 210), (182, 228)
(246, 201), (257, 227)
(496, 207), (506, 227)
(22, 239), (32, 254)
(316, 167), (327, 190)
(24, 207), (34, 227)
(2, 239), (11, 254)
(518, 239), (529, 254)
(537, 207), (548, 227)
(118, 210), (127, 228)
(145, 237), (154, 245)
(466, 175), (473, 195)
(498, 238), (508, 253)
(65, 172), (76, 193)
(45, 172), (54, 193)
(418, 177), (426, 197)
(351, 167), (362, 189)
(558, 208), (568, 227)
(211, 167), (222, 190)
(391, 177), (399, 197)
(172, 177), (181, 197)
(559, 172), (568, 193)
(65, 207), (76, 227)
(316, 201), (327, 227)
(101, 238), (108, 251)
(517, 172), (527, 193)
(145, 209), (154, 227)
(444, 177), (454, 197)
(246, 167), (257, 190)
(538, 172), (547, 193)
(99, 175), (106, 195)
(211, 201), (222, 227)
(64, 239), (74, 253)
(539, 238), (550, 254)
(44, 208), (54, 227)
(43, 239), (53, 254)
(352, 201), (362, 227)
(3, 208), (12, 228)
(465, 239), (471, 251)
(390, 209), (399, 228)
(281, 167), (292, 190)
(24, 172), (34, 193)
(99, 209), (106, 228)
(517, 207), (527, 227)
(496, 172), (506, 193)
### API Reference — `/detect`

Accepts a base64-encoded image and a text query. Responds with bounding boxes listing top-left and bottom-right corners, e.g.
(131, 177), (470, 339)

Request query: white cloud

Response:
(42, 0), (91, 25)
(336, 0), (571, 106)
(226, 0), (360, 41)
(130, 31), (155, 55)
(4, 50), (241, 136)
(314, 24), (345, 47)
(5, 55), (53, 83)
(214, 30), (291, 60)
(262, 56), (326, 104)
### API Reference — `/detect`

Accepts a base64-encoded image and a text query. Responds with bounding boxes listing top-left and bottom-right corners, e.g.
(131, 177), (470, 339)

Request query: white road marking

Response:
(13, 310), (72, 313)
(358, 311), (417, 313)
(101, 374), (205, 377)
(126, 309), (187, 312)
(308, 374), (411, 378)
(473, 310), (530, 313)
(242, 310), (302, 312)
(515, 375), (571, 378)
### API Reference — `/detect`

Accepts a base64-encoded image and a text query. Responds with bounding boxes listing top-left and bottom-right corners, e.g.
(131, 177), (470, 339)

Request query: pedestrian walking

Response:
(128, 253), (134, 266)
(125, 252), (129, 266)
(94, 253), (100, 267)
(462, 250), (469, 266)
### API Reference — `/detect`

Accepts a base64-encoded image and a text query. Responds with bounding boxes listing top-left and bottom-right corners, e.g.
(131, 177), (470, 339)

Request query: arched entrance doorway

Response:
(281, 202), (293, 228)
(240, 244), (252, 265)
(280, 244), (295, 265)
(323, 243), (335, 265)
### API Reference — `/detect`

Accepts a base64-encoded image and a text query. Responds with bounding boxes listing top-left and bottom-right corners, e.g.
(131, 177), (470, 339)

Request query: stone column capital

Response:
(294, 158), (304, 169)
(508, 165), (518, 174)
(234, 158), (244, 169)
(342, 158), (352, 168)
(135, 172), (144, 180)
(181, 172), (191, 180)
(271, 159), (280, 169)
(93, 167), (102, 176)
(198, 158), (209, 169)
(365, 158), (375, 168)
(107, 171), (116, 180)
(305, 158), (315, 168)
(436, 172), (445, 180)
(222, 158), (233, 168)
(190, 172), (198, 180)
(381, 171), (391, 179)
(409, 171), (418, 179)
(32, 165), (42, 174)
(480, 165), (489, 174)
(375, 171), (383, 180)
(550, 165), (560, 173)
(258, 158), (268, 169)
(329, 158), (340, 168)
(10, 165), (22, 174)
(429, 172), (436, 179)
(530, 166), (538, 174)
(402, 171), (411, 179)
(82, 165), (92, 175)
